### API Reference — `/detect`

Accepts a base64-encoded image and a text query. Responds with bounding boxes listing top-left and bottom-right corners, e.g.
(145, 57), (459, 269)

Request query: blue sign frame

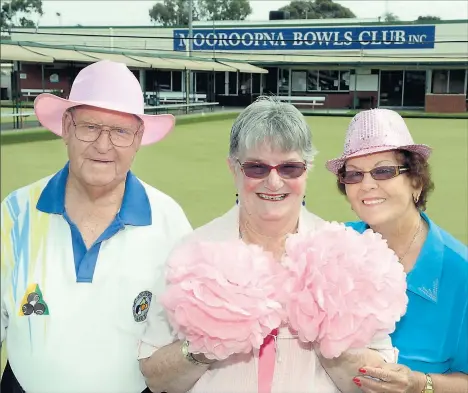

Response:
(173, 25), (435, 51)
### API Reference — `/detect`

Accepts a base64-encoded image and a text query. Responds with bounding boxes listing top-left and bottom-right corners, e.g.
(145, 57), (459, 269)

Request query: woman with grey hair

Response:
(139, 96), (398, 393)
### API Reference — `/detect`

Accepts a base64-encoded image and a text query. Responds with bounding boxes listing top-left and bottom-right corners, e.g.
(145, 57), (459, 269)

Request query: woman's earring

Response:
(413, 194), (419, 205)
(236, 193), (239, 205)
(302, 195), (306, 206)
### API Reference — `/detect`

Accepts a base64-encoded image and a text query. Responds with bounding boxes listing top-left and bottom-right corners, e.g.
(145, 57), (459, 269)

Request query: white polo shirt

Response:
(0, 162), (192, 393)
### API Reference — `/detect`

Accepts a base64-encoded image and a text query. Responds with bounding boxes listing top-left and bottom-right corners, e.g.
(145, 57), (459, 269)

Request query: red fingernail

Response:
(353, 377), (361, 386)
(359, 368), (366, 374)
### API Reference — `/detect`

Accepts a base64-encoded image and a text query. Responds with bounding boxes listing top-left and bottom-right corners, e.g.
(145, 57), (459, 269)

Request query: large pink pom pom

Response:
(161, 239), (287, 360)
(283, 222), (408, 359)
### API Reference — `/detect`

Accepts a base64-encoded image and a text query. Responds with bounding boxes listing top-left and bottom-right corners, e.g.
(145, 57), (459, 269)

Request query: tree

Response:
(199, 0), (252, 21)
(416, 15), (441, 22)
(149, 0), (251, 27)
(278, 0), (355, 20)
(149, 0), (194, 27)
(382, 12), (399, 22)
(0, 0), (43, 30)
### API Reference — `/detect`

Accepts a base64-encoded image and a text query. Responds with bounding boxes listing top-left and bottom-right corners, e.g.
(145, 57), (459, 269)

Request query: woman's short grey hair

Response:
(229, 96), (317, 164)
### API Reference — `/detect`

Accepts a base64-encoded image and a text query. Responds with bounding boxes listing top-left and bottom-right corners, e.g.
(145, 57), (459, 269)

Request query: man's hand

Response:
(353, 363), (425, 393)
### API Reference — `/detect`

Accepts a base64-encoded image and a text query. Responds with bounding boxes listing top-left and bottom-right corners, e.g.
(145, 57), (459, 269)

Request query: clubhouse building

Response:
(1, 17), (467, 112)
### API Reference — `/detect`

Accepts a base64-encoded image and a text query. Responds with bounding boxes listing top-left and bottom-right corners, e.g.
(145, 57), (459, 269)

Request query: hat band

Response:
(340, 144), (399, 159)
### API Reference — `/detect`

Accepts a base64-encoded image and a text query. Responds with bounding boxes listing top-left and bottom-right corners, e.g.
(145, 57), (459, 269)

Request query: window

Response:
(319, 70), (340, 91)
(279, 68), (289, 94)
(215, 72), (225, 95)
(283, 68), (350, 94)
(195, 72), (208, 94)
(154, 71), (171, 91)
(305, 71), (318, 91)
(172, 71), (182, 92)
(380, 71), (404, 107)
(306, 70), (349, 92)
(449, 70), (465, 94)
(431, 70), (447, 93)
(292, 71), (307, 92)
(340, 71), (350, 90)
(403, 71), (426, 107)
(432, 69), (467, 94)
(252, 73), (262, 94)
(264, 67), (278, 95)
(239, 73), (252, 95)
(228, 72), (237, 95)
(466, 70), (468, 97)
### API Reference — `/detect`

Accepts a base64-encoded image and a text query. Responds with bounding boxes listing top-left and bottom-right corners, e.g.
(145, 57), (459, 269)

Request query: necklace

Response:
(239, 218), (298, 243)
(398, 218), (422, 264)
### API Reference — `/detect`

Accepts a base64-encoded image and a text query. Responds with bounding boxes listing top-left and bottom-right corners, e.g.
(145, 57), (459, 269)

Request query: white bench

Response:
(145, 102), (219, 115)
(145, 91), (207, 104)
(1, 111), (35, 118)
(276, 96), (326, 109)
(1, 111), (36, 128)
(21, 89), (64, 98)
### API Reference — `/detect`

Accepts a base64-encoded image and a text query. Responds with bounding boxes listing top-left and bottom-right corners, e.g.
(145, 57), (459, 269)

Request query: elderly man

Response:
(0, 60), (192, 393)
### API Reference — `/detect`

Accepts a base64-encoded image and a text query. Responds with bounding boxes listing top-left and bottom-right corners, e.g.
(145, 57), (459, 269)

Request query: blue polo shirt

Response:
(346, 213), (468, 374)
(1, 161), (193, 392)
(36, 161), (152, 283)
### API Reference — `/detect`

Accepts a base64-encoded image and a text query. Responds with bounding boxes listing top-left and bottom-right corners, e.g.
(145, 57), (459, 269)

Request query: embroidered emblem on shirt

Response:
(418, 279), (439, 302)
(132, 291), (152, 322)
(19, 283), (50, 316)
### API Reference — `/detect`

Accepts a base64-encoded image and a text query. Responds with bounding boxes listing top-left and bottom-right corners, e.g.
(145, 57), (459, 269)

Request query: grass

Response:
(1, 115), (467, 375)
(1, 116), (467, 243)
(0, 106), (38, 125)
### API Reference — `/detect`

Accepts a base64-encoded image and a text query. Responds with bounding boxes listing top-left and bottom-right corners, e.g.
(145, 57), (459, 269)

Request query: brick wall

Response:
(425, 94), (467, 113)
(350, 91), (379, 109)
(290, 91), (378, 110)
(18, 64), (80, 98)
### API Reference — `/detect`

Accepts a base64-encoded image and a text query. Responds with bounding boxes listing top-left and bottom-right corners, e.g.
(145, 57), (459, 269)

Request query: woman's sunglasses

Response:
(339, 166), (409, 184)
(238, 160), (307, 179)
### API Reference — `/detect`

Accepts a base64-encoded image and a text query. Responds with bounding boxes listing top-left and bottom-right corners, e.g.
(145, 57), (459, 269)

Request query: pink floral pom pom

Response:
(283, 222), (408, 359)
(160, 239), (287, 361)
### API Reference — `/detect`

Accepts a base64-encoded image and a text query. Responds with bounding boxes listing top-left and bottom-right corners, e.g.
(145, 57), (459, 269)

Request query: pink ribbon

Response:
(258, 328), (278, 393)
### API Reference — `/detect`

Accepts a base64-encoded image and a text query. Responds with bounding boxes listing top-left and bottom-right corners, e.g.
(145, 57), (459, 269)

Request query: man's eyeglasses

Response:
(70, 115), (140, 148)
(237, 160), (307, 179)
(339, 166), (409, 184)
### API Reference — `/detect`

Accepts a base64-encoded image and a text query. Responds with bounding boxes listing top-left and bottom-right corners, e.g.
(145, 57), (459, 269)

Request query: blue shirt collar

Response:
(354, 211), (443, 304)
(37, 162), (152, 226)
(406, 212), (443, 304)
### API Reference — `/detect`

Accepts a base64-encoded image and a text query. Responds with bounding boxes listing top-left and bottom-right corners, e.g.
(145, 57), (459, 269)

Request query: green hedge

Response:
(174, 111), (240, 125)
(0, 128), (60, 145)
(0, 100), (35, 108)
(3, 109), (465, 146)
(0, 111), (242, 146)
(302, 109), (468, 119)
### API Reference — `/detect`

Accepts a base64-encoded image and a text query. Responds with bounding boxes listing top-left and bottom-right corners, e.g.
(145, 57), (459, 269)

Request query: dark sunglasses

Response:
(238, 160), (307, 179)
(339, 165), (409, 184)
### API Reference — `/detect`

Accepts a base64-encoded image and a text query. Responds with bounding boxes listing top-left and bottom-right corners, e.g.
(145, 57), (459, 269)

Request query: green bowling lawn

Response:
(2, 116), (467, 243)
(0, 114), (467, 374)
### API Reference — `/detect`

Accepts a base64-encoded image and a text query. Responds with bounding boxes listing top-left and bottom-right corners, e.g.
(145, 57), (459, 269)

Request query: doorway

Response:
(379, 71), (403, 107)
(379, 70), (426, 108)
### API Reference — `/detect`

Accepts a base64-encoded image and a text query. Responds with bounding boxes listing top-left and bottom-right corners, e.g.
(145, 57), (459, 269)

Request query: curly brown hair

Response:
(336, 150), (435, 211)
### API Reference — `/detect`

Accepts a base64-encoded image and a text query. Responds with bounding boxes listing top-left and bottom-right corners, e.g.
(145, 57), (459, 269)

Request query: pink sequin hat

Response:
(326, 109), (432, 174)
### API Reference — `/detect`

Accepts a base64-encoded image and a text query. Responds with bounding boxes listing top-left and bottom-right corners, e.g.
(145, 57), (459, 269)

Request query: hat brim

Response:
(34, 93), (175, 146)
(325, 144), (433, 175)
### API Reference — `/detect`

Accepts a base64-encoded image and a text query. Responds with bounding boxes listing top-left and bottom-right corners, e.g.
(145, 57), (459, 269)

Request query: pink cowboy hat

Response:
(326, 109), (432, 174)
(34, 60), (175, 146)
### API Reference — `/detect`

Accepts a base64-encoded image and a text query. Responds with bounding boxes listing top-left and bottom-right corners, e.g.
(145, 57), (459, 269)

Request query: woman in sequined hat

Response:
(327, 108), (468, 393)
